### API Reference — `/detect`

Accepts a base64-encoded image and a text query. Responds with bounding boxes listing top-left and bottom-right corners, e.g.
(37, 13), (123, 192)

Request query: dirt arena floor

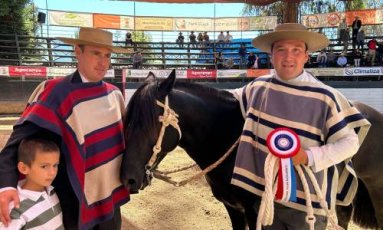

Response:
(0, 115), (362, 230)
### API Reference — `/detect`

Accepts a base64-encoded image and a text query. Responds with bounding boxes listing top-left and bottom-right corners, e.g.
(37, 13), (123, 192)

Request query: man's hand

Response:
(0, 189), (19, 226)
(292, 148), (308, 166)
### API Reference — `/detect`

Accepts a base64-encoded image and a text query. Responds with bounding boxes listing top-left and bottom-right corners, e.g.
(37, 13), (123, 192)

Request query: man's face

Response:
(271, 40), (309, 81)
(75, 45), (112, 82)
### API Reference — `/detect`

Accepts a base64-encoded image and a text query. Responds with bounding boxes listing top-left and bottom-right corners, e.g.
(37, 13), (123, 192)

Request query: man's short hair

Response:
(18, 138), (60, 166)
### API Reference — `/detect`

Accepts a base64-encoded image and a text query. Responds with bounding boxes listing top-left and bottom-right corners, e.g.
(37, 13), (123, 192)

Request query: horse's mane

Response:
(124, 79), (237, 141)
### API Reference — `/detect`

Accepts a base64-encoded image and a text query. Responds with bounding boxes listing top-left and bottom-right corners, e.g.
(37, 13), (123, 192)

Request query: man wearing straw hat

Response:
(231, 23), (370, 229)
(0, 27), (130, 229)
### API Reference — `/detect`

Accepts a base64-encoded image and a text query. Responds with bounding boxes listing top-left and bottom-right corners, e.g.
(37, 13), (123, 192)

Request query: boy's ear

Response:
(17, 162), (29, 175)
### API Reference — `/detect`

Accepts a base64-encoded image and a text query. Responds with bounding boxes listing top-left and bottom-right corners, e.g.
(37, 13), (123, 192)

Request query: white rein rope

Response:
(256, 154), (343, 230)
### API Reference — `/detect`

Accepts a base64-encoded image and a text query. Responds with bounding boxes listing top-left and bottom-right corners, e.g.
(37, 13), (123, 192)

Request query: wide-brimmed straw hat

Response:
(252, 23), (329, 53)
(56, 27), (130, 53)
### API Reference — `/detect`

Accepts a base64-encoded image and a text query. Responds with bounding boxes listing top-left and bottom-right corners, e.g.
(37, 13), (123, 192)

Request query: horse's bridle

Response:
(145, 96), (182, 184)
(144, 95), (240, 187)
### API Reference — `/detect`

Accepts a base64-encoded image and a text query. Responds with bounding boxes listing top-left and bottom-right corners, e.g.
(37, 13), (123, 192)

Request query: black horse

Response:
(121, 70), (382, 229)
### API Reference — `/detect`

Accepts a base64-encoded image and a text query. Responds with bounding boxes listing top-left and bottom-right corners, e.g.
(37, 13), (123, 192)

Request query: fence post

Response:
(47, 38), (53, 66)
(15, 34), (22, 65)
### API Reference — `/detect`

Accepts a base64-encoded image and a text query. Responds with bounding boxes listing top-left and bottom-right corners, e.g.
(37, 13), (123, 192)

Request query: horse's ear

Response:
(145, 71), (156, 82)
(157, 69), (176, 97)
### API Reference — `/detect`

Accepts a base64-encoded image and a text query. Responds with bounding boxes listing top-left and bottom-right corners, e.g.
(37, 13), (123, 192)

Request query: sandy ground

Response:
(0, 117), (362, 230)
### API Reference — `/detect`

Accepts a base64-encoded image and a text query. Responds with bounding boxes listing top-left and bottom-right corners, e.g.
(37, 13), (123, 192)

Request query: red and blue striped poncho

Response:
(16, 72), (129, 229)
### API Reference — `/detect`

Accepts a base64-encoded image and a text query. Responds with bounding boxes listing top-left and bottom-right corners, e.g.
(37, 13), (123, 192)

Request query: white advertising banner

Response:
(0, 66), (9, 77)
(307, 68), (345, 76)
(49, 11), (93, 27)
(104, 69), (115, 78)
(344, 67), (383, 76)
(174, 18), (213, 32)
(124, 69), (187, 79)
(217, 70), (247, 78)
(47, 67), (76, 77)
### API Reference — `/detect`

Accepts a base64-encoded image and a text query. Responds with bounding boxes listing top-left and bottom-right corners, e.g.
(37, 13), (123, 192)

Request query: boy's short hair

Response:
(18, 138), (60, 166)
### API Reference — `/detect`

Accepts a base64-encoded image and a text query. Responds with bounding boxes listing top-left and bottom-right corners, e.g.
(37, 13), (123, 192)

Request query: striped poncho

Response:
(231, 74), (370, 216)
(15, 72), (129, 229)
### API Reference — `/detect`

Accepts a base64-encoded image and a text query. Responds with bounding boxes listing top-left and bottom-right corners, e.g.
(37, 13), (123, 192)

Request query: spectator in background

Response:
(247, 52), (256, 68)
(377, 41), (383, 66)
(217, 31), (225, 47)
(367, 38), (377, 66)
(203, 32), (210, 47)
(338, 18), (347, 45)
(197, 32), (204, 47)
(337, 52), (348, 67)
(214, 52), (224, 69)
(132, 51), (143, 69)
(316, 50), (327, 67)
(224, 58), (234, 69)
(353, 49), (362, 67)
(189, 31), (197, 48)
(238, 44), (247, 69)
(356, 29), (365, 53)
(125, 31), (133, 46)
(327, 49), (336, 67)
(224, 31), (233, 46)
(352, 16), (362, 50)
(342, 28), (350, 52)
(176, 32), (185, 48)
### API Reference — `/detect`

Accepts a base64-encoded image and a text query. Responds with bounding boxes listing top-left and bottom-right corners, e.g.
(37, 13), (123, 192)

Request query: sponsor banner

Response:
(47, 67), (76, 77)
(105, 69), (115, 78)
(306, 68), (344, 76)
(0, 66), (9, 76)
(302, 12), (344, 28)
(247, 69), (271, 78)
(344, 67), (383, 76)
(217, 70), (247, 78)
(214, 18), (240, 31)
(9, 66), (47, 77)
(135, 17), (173, 31)
(186, 69), (216, 79)
(93, 14), (120, 29)
(49, 11), (93, 27)
(174, 18), (212, 32)
(346, 9), (377, 25)
(124, 69), (186, 79)
(120, 16), (134, 30)
(377, 9), (383, 24)
(249, 16), (277, 30)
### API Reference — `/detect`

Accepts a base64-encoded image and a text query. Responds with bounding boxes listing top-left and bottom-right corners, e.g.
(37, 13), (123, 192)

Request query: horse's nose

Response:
(127, 179), (139, 194)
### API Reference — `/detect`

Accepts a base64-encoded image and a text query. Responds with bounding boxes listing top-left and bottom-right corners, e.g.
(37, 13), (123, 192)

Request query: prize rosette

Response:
(266, 127), (300, 202)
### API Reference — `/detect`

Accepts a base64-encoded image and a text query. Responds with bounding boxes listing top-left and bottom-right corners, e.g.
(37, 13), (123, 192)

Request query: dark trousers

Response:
(253, 199), (327, 230)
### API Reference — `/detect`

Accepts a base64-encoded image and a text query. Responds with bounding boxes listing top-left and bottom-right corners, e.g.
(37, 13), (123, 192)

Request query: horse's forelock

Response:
(124, 81), (162, 141)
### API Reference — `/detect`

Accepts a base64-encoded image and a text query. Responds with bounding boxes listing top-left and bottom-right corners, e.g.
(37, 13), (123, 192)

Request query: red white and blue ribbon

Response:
(266, 128), (300, 202)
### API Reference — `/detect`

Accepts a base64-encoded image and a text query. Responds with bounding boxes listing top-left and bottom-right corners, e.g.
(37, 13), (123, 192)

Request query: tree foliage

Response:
(0, 0), (38, 35)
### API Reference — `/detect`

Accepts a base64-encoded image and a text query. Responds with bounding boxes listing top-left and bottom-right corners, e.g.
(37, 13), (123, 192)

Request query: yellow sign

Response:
(135, 17), (173, 31)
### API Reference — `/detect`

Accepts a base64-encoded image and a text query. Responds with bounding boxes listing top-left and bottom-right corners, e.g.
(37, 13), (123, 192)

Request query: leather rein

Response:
(144, 95), (240, 187)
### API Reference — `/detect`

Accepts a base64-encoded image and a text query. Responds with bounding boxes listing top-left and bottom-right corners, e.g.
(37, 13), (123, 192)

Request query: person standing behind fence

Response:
(342, 28), (350, 52)
(197, 32), (204, 48)
(0, 27), (130, 230)
(367, 38), (377, 66)
(189, 31), (197, 48)
(132, 51), (143, 69)
(224, 31), (233, 47)
(217, 31), (225, 48)
(356, 29), (365, 53)
(238, 44), (247, 69)
(203, 32), (210, 47)
(176, 32), (185, 48)
(352, 16), (362, 50)
(0, 138), (63, 230)
(338, 18), (347, 45)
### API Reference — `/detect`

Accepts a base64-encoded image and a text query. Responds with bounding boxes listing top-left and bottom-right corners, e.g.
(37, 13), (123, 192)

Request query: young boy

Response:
(0, 138), (63, 229)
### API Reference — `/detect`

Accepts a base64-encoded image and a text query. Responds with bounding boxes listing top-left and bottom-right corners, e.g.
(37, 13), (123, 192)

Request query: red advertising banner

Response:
(93, 14), (120, 29)
(246, 69), (270, 78)
(8, 66), (47, 77)
(186, 69), (216, 79)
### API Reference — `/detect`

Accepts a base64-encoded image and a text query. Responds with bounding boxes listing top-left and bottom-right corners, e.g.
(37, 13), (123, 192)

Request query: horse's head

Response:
(121, 70), (182, 193)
